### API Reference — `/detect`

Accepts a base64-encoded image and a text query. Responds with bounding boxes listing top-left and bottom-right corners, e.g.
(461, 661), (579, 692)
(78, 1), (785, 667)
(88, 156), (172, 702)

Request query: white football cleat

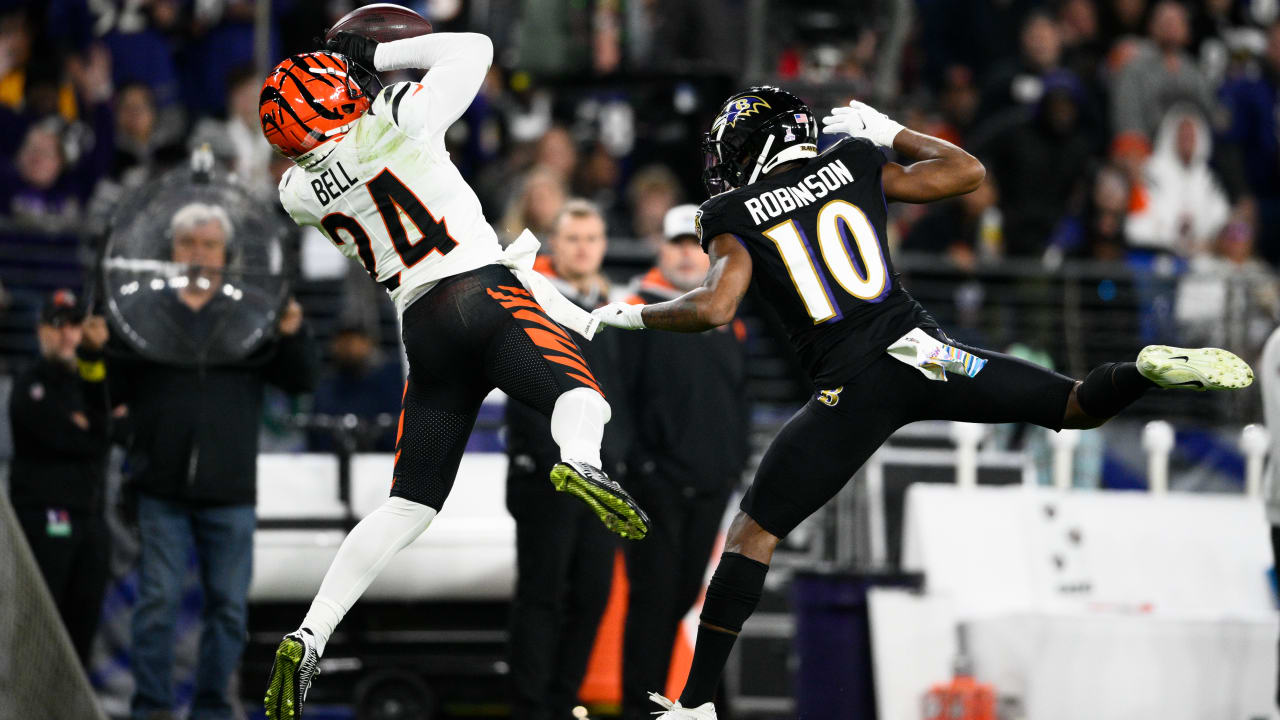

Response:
(649, 692), (717, 719)
(1136, 345), (1254, 391)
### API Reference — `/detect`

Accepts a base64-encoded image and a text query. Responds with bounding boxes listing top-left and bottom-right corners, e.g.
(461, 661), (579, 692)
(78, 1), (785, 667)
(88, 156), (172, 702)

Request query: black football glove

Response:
(326, 30), (379, 70)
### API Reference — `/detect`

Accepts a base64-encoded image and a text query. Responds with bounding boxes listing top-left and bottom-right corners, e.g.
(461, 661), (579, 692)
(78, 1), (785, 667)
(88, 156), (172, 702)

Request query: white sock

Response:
(299, 497), (436, 655)
(550, 387), (610, 468)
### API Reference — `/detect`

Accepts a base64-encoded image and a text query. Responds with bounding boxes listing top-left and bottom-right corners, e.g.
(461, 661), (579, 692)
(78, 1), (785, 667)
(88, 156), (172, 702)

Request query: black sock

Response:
(1075, 362), (1157, 419)
(679, 552), (769, 706)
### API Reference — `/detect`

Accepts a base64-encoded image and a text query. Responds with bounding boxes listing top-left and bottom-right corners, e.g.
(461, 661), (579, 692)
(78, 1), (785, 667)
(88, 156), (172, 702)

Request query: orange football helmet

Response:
(259, 52), (375, 162)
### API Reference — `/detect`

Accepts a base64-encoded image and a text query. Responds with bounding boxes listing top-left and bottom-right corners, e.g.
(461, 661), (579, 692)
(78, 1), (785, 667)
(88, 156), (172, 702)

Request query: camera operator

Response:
(108, 202), (318, 720)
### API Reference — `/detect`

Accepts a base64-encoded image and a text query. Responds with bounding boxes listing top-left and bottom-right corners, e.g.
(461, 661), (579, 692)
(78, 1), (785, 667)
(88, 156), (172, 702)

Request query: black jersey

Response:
(697, 137), (936, 386)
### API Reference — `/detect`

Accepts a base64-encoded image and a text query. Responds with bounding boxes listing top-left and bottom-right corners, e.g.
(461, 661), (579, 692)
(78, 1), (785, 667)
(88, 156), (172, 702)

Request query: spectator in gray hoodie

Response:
(1111, 1), (1215, 141)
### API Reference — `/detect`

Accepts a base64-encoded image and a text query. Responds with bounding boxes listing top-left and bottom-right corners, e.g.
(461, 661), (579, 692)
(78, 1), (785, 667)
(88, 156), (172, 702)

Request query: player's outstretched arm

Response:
(593, 235), (752, 333)
(880, 129), (985, 203)
(820, 100), (984, 203)
(329, 30), (493, 139)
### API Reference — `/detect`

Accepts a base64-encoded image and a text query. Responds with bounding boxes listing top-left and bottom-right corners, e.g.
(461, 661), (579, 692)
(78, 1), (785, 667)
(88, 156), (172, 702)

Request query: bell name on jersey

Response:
(696, 137), (937, 387)
(308, 162), (362, 207)
(741, 157), (856, 226)
(278, 82), (502, 315)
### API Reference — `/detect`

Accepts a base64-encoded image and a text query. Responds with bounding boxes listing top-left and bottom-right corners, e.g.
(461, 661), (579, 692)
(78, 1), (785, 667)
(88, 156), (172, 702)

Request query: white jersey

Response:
(278, 34), (499, 315)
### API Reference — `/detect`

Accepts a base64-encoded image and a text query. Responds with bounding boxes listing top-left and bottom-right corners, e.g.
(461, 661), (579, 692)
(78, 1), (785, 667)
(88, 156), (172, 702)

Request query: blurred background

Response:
(2, 0), (1279, 719)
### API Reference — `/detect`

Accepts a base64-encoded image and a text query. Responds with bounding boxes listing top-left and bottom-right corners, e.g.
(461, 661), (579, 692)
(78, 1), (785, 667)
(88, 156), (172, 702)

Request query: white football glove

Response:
(591, 302), (646, 330)
(820, 100), (905, 148)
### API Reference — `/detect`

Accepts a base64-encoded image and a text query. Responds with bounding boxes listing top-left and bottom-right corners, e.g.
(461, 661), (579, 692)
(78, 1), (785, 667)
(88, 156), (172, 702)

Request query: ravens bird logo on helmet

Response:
(714, 95), (772, 131)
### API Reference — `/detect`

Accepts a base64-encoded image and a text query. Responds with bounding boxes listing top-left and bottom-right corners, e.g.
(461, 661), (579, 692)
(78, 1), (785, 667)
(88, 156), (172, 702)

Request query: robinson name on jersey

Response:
(741, 157), (856, 226)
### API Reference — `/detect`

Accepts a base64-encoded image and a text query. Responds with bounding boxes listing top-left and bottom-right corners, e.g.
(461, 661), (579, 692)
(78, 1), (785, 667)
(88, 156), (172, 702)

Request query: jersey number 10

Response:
(762, 199), (888, 323)
(320, 169), (459, 292)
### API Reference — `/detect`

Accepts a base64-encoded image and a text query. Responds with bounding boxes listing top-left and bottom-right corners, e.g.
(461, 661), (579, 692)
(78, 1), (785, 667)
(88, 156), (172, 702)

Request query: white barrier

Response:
(249, 452), (516, 602)
(1241, 423), (1269, 498)
(949, 422), (984, 489)
(877, 483), (1279, 720)
(1142, 420), (1175, 494)
(1050, 429), (1080, 490)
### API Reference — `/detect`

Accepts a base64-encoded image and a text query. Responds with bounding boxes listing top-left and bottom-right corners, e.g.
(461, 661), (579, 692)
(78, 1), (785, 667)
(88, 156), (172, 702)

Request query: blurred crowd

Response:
(2, 0), (1280, 386)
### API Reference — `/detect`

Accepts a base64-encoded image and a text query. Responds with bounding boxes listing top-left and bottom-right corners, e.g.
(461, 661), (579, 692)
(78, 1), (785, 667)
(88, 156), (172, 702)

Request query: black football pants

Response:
(15, 504), (111, 666)
(506, 465), (616, 720)
(621, 483), (730, 720)
(744, 330), (1076, 538)
(392, 264), (602, 511)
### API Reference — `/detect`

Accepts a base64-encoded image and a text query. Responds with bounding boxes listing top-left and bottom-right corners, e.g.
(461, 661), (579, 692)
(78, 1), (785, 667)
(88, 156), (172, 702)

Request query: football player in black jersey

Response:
(592, 86), (1254, 720)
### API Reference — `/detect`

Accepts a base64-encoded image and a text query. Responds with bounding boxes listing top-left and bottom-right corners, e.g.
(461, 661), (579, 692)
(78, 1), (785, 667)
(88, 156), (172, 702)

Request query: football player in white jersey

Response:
(258, 30), (650, 719)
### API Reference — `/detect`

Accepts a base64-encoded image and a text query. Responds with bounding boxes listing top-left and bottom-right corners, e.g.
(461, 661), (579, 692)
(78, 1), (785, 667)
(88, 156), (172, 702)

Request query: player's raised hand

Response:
(591, 302), (646, 330)
(326, 30), (379, 68)
(820, 100), (905, 148)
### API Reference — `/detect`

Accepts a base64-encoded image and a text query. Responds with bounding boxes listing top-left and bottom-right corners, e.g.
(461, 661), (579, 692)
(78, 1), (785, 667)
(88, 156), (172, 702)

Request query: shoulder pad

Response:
(371, 81), (423, 128)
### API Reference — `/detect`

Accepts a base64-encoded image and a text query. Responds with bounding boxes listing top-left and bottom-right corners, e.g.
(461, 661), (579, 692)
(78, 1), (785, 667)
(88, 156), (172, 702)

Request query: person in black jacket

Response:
(108, 203), (318, 720)
(617, 206), (750, 720)
(503, 199), (632, 720)
(8, 289), (120, 667)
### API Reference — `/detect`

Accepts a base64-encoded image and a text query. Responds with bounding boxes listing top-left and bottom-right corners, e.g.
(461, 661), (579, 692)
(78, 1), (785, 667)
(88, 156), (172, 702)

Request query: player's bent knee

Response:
(377, 497), (438, 533)
(723, 511), (779, 564)
(1061, 384), (1109, 430)
(554, 386), (611, 421)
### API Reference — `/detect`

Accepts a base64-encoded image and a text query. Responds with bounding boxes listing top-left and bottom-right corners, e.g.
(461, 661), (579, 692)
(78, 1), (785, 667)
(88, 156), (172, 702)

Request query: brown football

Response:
(324, 4), (433, 43)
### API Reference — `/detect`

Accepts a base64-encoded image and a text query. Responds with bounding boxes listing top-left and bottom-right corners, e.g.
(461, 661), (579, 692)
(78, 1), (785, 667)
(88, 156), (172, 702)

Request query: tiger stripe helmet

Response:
(259, 52), (374, 164)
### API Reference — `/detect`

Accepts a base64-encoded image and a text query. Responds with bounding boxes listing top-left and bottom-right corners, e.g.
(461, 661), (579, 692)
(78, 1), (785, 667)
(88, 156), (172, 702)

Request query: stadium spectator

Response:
(501, 166), (568, 241)
(574, 141), (624, 222)
(974, 71), (1093, 256)
(46, 0), (183, 109)
(192, 65), (278, 202)
(503, 199), (631, 720)
(616, 205), (749, 720)
(626, 164), (683, 245)
(307, 322), (403, 454)
(936, 65), (982, 145)
(1057, 0), (1108, 88)
(1126, 105), (1231, 256)
(107, 202), (317, 720)
(7, 289), (118, 667)
(0, 44), (113, 230)
(979, 11), (1064, 120)
(85, 81), (186, 231)
(180, 0), (285, 117)
(1111, 0), (1215, 140)
(0, 8), (33, 112)
(1099, 0), (1153, 47)
(1048, 164), (1131, 261)
(1218, 22), (1280, 264)
(1175, 208), (1279, 359)
(902, 176), (1002, 268)
(535, 124), (579, 184)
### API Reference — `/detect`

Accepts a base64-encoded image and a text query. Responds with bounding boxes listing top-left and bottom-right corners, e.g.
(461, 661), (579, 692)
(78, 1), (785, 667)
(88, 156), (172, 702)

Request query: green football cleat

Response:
(1137, 345), (1254, 391)
(551, 460), (651, 540)
(264, 630), (321, 720)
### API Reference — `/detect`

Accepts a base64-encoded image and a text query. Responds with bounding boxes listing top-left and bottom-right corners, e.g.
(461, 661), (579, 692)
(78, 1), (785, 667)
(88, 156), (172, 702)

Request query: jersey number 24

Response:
(762, 199), (888, 323)
(320, 169), (459, 291)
